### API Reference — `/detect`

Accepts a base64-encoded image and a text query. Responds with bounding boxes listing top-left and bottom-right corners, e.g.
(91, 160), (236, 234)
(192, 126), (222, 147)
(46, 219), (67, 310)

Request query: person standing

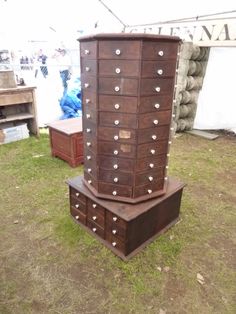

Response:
(37, 49), (48, 78)
(57, 48), (71, 91)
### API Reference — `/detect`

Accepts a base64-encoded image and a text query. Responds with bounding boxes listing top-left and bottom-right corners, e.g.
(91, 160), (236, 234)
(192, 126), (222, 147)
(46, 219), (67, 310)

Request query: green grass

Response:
(0, 131), (235, 314)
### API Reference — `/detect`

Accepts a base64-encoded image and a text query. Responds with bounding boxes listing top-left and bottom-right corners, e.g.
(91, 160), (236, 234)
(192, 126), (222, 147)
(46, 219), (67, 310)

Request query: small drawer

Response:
(70, 195), (87, 214)
(83, 108), (97, 125)
(98, 182), (132, 198)
(82, 91), (97, 109)
(141, 60), (176, 78)
(98, 155), (135, 172)
(84, 163), (97, 177)
(98, 141), (136, 159)
(99, 95), (138, 113)
(99, 40), (141, 59)
(99, 112), (137, 129)
(106, 224), (127, 243)
(81, 75), (97, 91)
(98, 126), (136, 144)
(99, 60), (139, 77)
(83, 136), (97, 154)
(135, 154), (167, 172)
(84, 172), (98, 190)
(82, 120), (97, 137)
(139, 95), (172, 113)
(138, 110), (171, 129)
(137, 140), (168, 159)
(137, 125), (170, 144)
(81, 59), (97, 76)
(87, 220), (105, 239)
(135, 167), (165, 186)
(142, 41), (179, 60)
(106, 234), (126, 254)
(106, 211), (127, 230)
(83, 150), (97, 170)
(70, 187), (87, 204)
(87, 200), (105, 228)
(70, 207), (87, 225)
(140, 78), (174, 96)
(80, 41), (97, 59)
(99, 78), (139, 96)
(99, 169), (134, 186)
(133, 178), (165, 198)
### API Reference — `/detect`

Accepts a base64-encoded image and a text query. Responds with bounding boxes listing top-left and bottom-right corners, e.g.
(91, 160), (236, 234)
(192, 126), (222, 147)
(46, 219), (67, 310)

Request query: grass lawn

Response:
(0, 130), (235, 314)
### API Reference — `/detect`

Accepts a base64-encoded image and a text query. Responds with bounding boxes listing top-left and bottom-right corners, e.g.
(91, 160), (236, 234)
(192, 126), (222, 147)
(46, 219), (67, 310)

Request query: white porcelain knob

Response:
(166, 165), (169, 169)
(85, 99), (90, 104)
(75, 215), (79, 220)
(112, 230), (117, 235)
(86, 142), (91, 146)
(149, 176), (153, 182)
(88, 168), (92, 173)
(157, 69), (163, 75)
(75, 192), (80, 197)
(92, 203), (97, 208)
(148, 189), (152, 194)
(84, 83), (89, 88)
(92, 216), (97, 221)
(86, 114), (91, 119)
(112, 191), (117, 196)
(167, 153), (170, 157)
(85, 49), (90, 55)
(152, 135), (157, 140)
(113, 164), (118, 169)
(114, 150), (118, 155)
(115, 49), (121, 55)
(85, 67), (90, 72)
(114, 104), (120, 110)
(170, 127), (174, 131)
(153, 120), (159, 125)
(172, 114), (176, 118)
(150, 149), (155, 155)
(158, 50), (164, 56)
(92, 228), (97, 232)
(114, 135), (119, 140)
(115, 68), (121, 74)
(75, 204), (79, 208)
(88, 180), (92, 184)
(168, 141), (172, 144)
(87, 155), (91, 160)
(149, 163), (154, 168)
(115, 86), (120, 92)
(154, 103), (160, 109)
(112, 242), (117, 247)
(155, 87), (161, 92)
(114, 120), (119, 125)
(113, 177), (118, 183)
(164, 177), (168, 181)
(113, 216), (118, 221)
(86, 128), (91, 133)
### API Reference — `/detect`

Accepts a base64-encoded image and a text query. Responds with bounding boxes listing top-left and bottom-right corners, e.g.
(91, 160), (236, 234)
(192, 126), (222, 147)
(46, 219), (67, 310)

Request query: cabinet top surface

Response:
(78, 33), (181, 42)
(0, 86), (36, 94)
(48, 117), (83, 134)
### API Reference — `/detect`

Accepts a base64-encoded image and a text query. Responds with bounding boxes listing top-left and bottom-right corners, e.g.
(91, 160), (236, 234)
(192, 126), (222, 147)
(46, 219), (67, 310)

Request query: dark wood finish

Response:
(48, 118), (83, 167)
(67, 175), (185, 259)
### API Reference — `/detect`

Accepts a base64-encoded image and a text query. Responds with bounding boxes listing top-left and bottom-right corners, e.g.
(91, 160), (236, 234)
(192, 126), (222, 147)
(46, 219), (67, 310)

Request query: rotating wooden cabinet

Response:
(78, 33), (181, 203)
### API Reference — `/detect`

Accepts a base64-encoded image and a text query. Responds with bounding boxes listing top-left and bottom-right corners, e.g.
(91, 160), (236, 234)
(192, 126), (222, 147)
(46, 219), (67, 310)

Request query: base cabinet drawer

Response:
(70, 207), (86, 225)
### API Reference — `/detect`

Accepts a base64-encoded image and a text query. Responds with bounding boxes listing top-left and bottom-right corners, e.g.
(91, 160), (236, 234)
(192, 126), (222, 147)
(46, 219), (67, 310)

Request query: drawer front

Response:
(98, 126), (136, 144)
(83, 107), (97, 124)
(87, 220), (105, 239)
(83, 120), (97, 137)
(135, 167), (165, 186)
(70, 195), (87, 214)
(99, 78), (139, 96)
(137, 125), (170, 144)
(84, 163), (97, 178)
(99, 60), (139, 77)
(140, 78), (174, 96)
(70, 207), (86, 225)
(137, 141), (168, 159)
(81, 75), (97, 92)
(87, 200), (105, 228)
(99, 95), (138, 113)
(106, 211), (127, 230)
(138, 110), (171, 129)
(83, 135), (97, 153)
(98, 142), (136, 158)
(142, 42), (179, 60)
(83, 150), (97, 170)
(81, 59), (97, 76)
(51, 131), (71, 155)
(141, 60), (176, 78)
(99, 169), (134, 186)
(98, 155), (135, 172)
(70, 187), (87, 204)
(0, 91), (33, 105)
(133, 178), (165, 198)
(99, 40), (141, 59)
(106, 233), (126, 254)
(99, 112), (137, 128)
(135, 154), (167, 172)
(80, 41), (97, 59)
(82, 91), (97, 109)
(84, 170), (99, 190)
(139, 95), (172, 113)
(98, 182), (132, 198)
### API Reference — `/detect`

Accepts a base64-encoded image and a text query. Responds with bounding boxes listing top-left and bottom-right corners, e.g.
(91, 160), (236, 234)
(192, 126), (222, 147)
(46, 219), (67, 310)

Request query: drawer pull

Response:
(75, 204), (79, 208)
(88, 180), (92, 184)
(153, 119), (159, 125)
(86, 114), (91, 119)
(112, 191), (117, 196)
(88, 168), (92, 173)
(164, 177), (168, 181)
(166, 165), (169, 169)
(150, 149), (156, 155)
(86, 142), (91, 147)
(167, 153), (170, 157)
(158, 50), (164, 56)
(114, 120), (120, 125)
(152, 135), (157, 140)
(86, 128), (91, 133)
(148, 176), (153, 182)
(115, 49), (121, 55)
(113, 177), (119, 183)
(114, 103), (120, 110)
(75, 192), (80, 197)
(112, 242), (117, 247)
(114, 135), (119, 141)
(168, 141), (172, 144)
(84, 83), (90, 88)
(149, 163), (154, 168)
(155, 87), (161, 92)
(114, 86), (120, 92)
(87, 155), (91, 160)
(113, 164), (118, 169)
(84, 49), (90, 55)
(148, 189), (152, 194)
(85, 66), (90, 72)
(154, 103), (160, 109)
(172, 114), (176, 118)
(92, 203), (97, 208)
(92, 216), (97, 221)
(113, 216), (118, 221)
(112, 229), (117, 235)
(85, 99), (90, 104)
(170, 127), (174, 131)
(75, 215), (79, 220)
(113, 150), (118, 155)
(115, 68), (121, 74)
(157, 69), (163, 75)
(92, 227), (97, 232)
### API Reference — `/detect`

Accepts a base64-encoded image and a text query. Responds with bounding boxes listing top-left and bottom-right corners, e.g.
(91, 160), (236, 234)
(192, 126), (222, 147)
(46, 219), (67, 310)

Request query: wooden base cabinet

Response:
(67, 175), (185, 260)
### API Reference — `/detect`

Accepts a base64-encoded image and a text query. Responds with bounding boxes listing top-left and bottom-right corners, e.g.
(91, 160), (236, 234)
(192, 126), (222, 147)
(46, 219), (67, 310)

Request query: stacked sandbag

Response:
(172, 43), (210, 132)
